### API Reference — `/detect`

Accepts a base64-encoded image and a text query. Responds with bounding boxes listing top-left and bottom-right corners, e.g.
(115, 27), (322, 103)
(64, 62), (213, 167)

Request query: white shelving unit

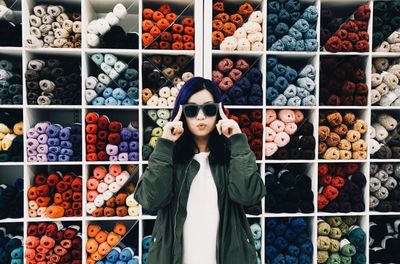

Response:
(1, 0), (400, 263)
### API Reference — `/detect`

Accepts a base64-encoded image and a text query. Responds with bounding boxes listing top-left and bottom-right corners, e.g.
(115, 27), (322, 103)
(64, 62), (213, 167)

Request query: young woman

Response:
(134, 77), (265, 264)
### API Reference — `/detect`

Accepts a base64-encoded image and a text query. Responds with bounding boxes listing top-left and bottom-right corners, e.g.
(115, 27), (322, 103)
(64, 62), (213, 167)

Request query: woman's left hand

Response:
(216, 102), (242, 138)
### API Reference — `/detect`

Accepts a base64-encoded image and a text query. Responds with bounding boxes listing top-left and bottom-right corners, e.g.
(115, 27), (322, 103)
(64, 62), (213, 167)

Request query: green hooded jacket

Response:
(134, 133), (266, 264)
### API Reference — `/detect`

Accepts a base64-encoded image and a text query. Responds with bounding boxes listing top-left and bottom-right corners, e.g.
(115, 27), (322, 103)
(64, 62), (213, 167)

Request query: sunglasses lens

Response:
(183, 105), (198, 117)
(203, 104), (218, 116)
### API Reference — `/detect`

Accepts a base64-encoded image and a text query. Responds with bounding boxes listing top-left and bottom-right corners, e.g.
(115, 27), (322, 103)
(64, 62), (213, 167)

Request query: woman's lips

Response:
(197, 124), (206, 129)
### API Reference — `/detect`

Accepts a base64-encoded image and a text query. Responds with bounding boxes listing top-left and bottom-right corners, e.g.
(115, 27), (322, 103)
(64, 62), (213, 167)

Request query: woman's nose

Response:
(196, 109), (206, 119)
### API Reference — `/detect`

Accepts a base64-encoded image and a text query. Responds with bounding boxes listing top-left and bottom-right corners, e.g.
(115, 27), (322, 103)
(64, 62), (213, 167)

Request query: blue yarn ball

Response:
(267, 57), (278, 69)
(273, 64), (286, 77)
(247, 68), (262, 83)
(272, 254), (285, 264)
(304, 39), (318, 51)
(304, 29), (317, 40)
(288, 245), (300, 257)
(302, 6), (319, 23)
(265, 231), (276, 244)
(274, 236), (288, 250)
(265, 245), (279, 260)
(248, 95), (262, 105)
(293, 19), (310, 33)
(285, 254), (298, 264)
(299, 254), (312, 264)
(282, 35), (297, 50)
(275, 23), (289, 38)
(289, 27), (303, 41)
(285, 66), (298, 83)
(287, 96), (301, 106)
(283, 85), (296, 98)
(267, 14), (279, 26)
(300, 239), (313, 255)
(284, 227), (298, 242)
(290, 218), (307, 233)
(267, 72), (277, 86)
(290, 12), (301, 23)
(302, 95), (316, 106)
(267, 35), (278, 49)
(250, 84), (262, 96)
(296, 232), (309, 244)
(274, 223), (287, 236)
(268, 1), (281, 14)
(266, 219), (278, 229)
(270, 39), (285, 51)
(285, 0), (301, 12)
(296, 40), (305, 51)
(274, 76), (289, 92)
(103, 87), (113, 98)
(227, 85), (243, 98)
(272, 94), (287, 106)
(296, 87), (310, 99)
(278, 9), (291, 22)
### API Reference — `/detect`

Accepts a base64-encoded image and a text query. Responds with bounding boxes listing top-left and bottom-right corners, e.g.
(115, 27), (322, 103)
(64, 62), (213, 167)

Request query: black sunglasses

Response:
(182, 102), (219, 118)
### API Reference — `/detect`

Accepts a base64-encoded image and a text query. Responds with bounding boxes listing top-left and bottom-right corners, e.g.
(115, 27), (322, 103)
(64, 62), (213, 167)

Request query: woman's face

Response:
(184, 89), (218, 138)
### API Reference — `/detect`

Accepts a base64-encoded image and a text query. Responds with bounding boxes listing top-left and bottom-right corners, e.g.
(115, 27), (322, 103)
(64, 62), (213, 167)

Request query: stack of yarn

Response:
(319, 111), (368, 160)
(0, 58), (22, 105)
(96, 246), (139, 264)
(266, 109), (315, 160)
(370, 112), (400, 159)
(0, 178), (23, 219)
(87, 3), (139, 49)
(371, 57), (400, 106)
(26, 222), (82, 263)
(142, 109), (173, 160)
(86, 164), (140, 217)
(85, 53), (139, 106)
(142, 55), (193, 106)
(25, 58), (81, 105)
(142, 235), (153, 264)
(370, 163), (400, 212)
(265, 217), (313, 264)
(86, 223), (127, 263)
(27, 122), (82, 162)
(320, 56), (368, 106)
(370, 216), (400, 262)
(267, 57), (316, 106)
(249, 222), (262, 263)
(212, 57), (262, 105)
(0, 226), (23, 264)
(267, 0), (318, 51)
(142, 4), (194, 50)
(0, 110), (23, 162)
(321, 5), (370, 52)
(318, 163), (366, 213)
(373, 1), (400, 52)
(25, 4), (81, 48)
(212, 2), (263, 51)
(228, 109), (263, 160)
(317, 216), (366, 264)
(27, 171), (82, 218)
(0, 1), (22, 46)
(85, 112), (139, 161)
(265, 165), (314, 213)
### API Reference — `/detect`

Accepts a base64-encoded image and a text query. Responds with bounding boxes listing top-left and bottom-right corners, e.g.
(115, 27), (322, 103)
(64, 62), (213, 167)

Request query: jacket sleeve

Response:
(134, 137), (175, 210)
(227, 133), (266, 206)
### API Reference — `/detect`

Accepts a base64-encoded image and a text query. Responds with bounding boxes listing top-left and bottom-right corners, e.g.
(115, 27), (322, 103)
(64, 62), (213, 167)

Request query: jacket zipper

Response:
(173, 158), (193, 262)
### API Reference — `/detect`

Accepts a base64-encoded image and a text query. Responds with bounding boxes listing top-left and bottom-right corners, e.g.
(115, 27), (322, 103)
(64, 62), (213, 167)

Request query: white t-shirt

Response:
(182, 151), (220, 264)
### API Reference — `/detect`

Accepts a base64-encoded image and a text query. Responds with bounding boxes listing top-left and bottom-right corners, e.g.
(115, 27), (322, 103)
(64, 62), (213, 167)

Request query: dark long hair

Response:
(170, 77), (229, 164)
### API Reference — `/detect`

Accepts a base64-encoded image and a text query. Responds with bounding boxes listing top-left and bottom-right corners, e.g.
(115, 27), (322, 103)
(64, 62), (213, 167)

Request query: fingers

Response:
(173, 104), (183, 122)
(219, 102), (228, 120)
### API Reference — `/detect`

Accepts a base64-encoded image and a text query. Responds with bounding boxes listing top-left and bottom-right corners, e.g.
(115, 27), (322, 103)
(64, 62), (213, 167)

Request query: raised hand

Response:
(216, 102), (241, 138)
(161, 105), (184, 142)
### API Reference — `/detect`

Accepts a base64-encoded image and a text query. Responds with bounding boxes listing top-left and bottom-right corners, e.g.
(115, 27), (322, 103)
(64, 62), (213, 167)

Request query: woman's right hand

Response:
(161, 104), (184, 142)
